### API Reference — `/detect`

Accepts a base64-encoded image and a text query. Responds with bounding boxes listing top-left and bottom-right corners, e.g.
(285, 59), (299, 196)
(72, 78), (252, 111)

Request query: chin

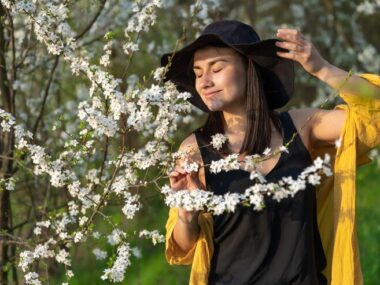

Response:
(205, 101), (225, 112)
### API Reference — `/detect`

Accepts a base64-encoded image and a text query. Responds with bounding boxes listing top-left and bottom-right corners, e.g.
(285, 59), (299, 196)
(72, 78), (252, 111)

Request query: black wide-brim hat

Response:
(161, 20), (294, 111)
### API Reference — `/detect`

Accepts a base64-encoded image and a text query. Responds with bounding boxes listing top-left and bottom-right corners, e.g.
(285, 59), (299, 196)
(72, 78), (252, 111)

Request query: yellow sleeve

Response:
(165, 208), (196, 265)
(165, 207), (214, 285)
(336, 73), (380, 153)
(316, 73), (380, 285)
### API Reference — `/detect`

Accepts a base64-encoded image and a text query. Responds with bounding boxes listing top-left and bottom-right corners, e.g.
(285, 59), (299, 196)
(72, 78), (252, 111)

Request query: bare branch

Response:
(75, 0), (106, 41)
(32, 55), (60, 137)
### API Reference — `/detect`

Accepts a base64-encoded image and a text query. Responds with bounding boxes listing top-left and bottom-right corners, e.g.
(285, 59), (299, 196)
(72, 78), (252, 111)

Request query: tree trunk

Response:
(0, 4), (14, 284)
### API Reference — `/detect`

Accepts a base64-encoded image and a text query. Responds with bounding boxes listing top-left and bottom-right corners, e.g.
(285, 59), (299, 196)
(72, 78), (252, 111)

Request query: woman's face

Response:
(193, 46), (247, 113)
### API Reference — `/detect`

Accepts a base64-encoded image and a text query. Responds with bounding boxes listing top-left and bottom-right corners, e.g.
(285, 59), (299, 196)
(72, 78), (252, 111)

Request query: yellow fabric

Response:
(165, 73), (380, 285)
(316, 73), (380, 285)
(165, 208), (214, 284)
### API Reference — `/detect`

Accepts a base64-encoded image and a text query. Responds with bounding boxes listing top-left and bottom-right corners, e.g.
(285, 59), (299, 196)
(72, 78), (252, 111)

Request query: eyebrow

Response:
(193, 58), (228, 70)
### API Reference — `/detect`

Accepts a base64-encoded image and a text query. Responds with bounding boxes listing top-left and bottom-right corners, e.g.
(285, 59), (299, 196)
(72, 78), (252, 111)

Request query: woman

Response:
(161, 20), (380, 285)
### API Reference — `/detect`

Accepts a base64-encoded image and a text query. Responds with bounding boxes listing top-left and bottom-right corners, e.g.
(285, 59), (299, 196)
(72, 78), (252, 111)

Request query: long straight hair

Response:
(200, 56), (282, 156)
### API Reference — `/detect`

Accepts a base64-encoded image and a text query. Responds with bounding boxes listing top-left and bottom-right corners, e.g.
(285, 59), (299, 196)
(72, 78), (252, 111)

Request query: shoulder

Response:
(177, 133), (203, 165)
(178, 133), (198, 153)
(177, 132), (206, 188)
(288, 107), (346, 147)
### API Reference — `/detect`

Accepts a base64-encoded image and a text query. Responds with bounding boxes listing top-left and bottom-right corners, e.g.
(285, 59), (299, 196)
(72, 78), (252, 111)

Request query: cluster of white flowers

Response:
(100, 39), (114, 67)
(181, 159), (199, 173)
(24, 272), (41, 285)
(189, 0), (221, 29)
(125, 82), (192, 140)
(207, 144), (290, 176)
(19, 239), (56, 273)
(130, 246), (142, 259)
(122, 192), (141, 219)
(0, 177), (16, 191)
(139, 230), (165, 245)
(93, 248), (108, 260)
(107, 229), (126, 246)
(101, 243), (131, 282)
(209, 154), (240, 173)
(56, 249), (71, 266)
(162, 154), (332, 214)
(153, 67), (167, 82)
(124, 0), (162, 39)
(122, 0), (162, 55)
(210, 133), (228, 150)
(357, 45), (380, 72)
(356, 0), (380, 15)
(33, 220), (51, 236)
(0, 109), (16, 131)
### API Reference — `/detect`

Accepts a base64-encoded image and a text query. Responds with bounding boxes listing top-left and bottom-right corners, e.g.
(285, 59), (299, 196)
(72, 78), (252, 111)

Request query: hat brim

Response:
(161, 34), (294, 111)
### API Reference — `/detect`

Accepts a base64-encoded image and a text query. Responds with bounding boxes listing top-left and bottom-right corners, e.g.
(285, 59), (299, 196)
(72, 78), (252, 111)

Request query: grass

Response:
(357, 162), (380, 284)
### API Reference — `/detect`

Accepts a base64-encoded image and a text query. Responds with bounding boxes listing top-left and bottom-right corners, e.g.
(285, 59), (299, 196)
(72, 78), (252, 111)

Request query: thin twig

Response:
(74, 0), (106, 41)
(32, 55), (60, 137)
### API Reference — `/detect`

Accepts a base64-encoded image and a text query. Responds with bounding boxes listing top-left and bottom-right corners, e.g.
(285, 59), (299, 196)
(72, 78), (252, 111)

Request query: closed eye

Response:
(212, 68), (222, 73)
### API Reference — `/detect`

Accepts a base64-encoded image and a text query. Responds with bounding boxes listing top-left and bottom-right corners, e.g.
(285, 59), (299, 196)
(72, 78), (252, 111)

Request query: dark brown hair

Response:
(199, 55), (282, 156)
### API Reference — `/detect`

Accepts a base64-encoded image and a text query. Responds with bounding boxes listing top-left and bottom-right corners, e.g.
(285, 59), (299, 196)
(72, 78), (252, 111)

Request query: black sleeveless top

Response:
(194, 112), (327, 285)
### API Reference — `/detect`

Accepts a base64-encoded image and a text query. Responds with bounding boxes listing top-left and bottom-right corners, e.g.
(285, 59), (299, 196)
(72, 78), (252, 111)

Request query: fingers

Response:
(276, 28), (306, 43)
(275, 41), (308, 53)
(169, 170), (185, 184)
(275, 28), (312, 61)
(275, 28), (326, 76)
(169, 169), (202, 191)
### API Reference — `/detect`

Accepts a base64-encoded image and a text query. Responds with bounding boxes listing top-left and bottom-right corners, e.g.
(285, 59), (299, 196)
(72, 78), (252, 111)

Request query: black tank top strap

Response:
(278, 111), (299, 144)
(278, 111), (311, 163)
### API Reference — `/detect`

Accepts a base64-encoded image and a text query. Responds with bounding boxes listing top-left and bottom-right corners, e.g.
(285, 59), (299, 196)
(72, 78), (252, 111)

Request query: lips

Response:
(203, 90), (221, 98)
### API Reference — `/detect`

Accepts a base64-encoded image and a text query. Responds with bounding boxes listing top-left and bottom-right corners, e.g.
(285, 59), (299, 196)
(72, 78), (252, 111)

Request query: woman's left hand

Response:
(275, 28), (329, 77)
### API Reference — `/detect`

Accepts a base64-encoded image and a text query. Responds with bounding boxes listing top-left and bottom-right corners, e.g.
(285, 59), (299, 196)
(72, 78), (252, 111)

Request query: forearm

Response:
(172, 209), (200, 253)
(312, 61), (380, 99)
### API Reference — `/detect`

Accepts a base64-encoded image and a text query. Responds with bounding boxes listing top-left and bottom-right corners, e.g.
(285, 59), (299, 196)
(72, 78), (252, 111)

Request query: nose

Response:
(197, 71), (214, 90)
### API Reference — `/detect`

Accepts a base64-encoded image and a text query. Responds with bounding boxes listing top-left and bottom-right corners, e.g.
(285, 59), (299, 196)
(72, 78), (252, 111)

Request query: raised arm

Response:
(275, 28), (380, 148)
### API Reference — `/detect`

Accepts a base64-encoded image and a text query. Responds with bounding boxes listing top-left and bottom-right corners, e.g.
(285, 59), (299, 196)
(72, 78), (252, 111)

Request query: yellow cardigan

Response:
(165, 74), (380, 285)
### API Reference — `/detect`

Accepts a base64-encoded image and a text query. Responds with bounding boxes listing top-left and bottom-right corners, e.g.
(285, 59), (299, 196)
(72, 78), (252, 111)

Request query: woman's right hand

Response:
(169, 167), (202, 192)
(169, 167), (202, 219)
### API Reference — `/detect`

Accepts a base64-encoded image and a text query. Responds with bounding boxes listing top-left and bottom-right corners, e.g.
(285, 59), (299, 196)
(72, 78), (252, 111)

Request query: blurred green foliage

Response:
(5, 0), (380, 283)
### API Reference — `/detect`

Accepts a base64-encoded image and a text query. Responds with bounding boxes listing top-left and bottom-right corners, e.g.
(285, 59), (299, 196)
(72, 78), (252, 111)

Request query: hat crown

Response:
(201, 20), (261, 45)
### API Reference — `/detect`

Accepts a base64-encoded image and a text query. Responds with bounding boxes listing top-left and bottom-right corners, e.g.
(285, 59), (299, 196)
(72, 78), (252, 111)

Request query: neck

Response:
(223, 109), (247, 136)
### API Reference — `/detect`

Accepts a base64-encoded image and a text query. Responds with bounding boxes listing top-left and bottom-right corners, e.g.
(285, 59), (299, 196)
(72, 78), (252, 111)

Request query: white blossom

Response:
(19, 251), (34, 272)
(131, 247), (142, 259)
(101, 243), (131, 282)
(210, 154), (240, 173)
(122, 193), (141, 219)
(93, 248), (108, 260)
(210, 133), (228, 150)
(107, 229), (126, 246)
(55, 249), (71, 266)
(263, 147), (271, 156)
(24, 272), (41, 285)
(181, 159), (199, 173)
(139, 230), (165, 245)
(153, 67), (166, 81)
(335, 138), (342, 148)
